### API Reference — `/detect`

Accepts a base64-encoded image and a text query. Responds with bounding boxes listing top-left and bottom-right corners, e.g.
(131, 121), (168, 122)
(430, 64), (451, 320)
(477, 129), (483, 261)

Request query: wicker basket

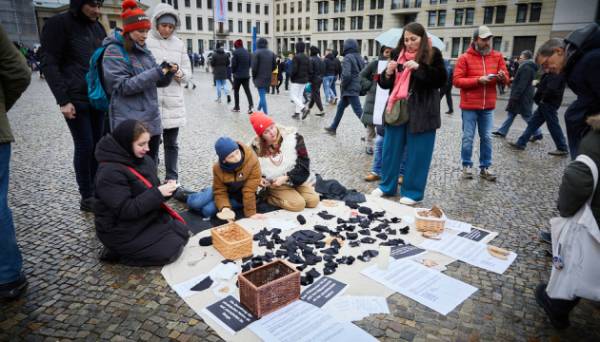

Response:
(211, 222), (253, 260)
(239, 259), (300, 318)
(414, 207), (446, 233)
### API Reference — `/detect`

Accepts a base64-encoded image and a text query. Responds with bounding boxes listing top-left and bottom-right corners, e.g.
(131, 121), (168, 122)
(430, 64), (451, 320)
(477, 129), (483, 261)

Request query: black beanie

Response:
(112, 119), (144, 163)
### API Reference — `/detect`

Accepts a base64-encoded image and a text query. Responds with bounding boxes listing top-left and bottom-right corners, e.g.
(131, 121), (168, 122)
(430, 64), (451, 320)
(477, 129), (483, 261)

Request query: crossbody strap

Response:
(575, 154), (599, 204)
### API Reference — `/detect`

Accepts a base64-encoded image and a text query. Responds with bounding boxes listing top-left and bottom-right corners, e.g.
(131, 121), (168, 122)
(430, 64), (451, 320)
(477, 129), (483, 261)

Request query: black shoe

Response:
(292, 113), (300, 119)
(508, 141), (525, 150)
(80, 197), (95, 212)
(248, 107), (254, 115)
(301, 107), (310, 120)
(539, 231), (552, 244)
(445, 110), (453, 114)
(535, 283), (570, 330)
(491, 131), (506, 138)
(548, 149), (569, 157)
(0, 274), (28, 300)
(324, 127), (336, 135)
(173, 187), (193, 203)
(231, 108), (240, 112)
(99, 247), (120, 263)
(315, 112), (325, 117)
(530, 135), (543, 142)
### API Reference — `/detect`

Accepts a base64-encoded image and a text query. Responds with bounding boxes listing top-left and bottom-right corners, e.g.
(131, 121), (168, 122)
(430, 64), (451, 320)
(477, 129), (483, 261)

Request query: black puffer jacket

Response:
(251, 38), (276, 88)
(324, 53), (340, 77)
(39, 0), (106, 106)
(379, 47), (447, 133)
(231, 46), (251, 79)
(340, 39), (364, 97)
(533, 72), (566, 110)
(291, 42), (312, 84)
(309, 46), (325, 83)
(211, 48), (230, 80)
(94, 135), (189, 266)
(506, 59), (537, 114)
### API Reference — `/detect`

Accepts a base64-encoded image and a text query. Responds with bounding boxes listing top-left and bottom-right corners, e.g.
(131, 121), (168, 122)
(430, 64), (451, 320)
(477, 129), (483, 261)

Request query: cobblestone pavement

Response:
(1, 71), (599, 342)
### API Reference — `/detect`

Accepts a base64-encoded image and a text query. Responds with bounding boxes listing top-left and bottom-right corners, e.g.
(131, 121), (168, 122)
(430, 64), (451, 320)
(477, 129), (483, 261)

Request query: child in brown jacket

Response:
(185, 137), (262, 219)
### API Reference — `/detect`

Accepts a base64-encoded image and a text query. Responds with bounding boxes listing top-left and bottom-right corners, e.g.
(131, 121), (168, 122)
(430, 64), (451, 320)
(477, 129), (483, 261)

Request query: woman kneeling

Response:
(249, 112), (320, 211)
(94, 120), (189, 266)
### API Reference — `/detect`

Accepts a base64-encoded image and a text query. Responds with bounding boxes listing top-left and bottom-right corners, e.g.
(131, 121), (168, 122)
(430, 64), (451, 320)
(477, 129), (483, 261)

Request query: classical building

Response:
(0, 0), (39, 47)
(142, 0), (274, 53)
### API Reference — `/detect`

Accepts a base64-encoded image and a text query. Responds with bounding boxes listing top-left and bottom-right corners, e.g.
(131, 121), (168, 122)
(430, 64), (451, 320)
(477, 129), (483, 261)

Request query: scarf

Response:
(220, 148), (245, 172)
(386, 49), (417, 113)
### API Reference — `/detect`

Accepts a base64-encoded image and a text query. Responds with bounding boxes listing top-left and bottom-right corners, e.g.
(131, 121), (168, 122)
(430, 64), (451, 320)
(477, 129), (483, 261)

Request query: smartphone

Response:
(487, 74), (497, 79)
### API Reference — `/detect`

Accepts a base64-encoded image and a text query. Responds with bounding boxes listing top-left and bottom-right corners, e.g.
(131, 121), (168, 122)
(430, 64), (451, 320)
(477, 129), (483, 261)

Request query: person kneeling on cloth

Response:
(181, 137), (263, 220)
(249, 111), (320, 211)
(94, 120), (189, 266)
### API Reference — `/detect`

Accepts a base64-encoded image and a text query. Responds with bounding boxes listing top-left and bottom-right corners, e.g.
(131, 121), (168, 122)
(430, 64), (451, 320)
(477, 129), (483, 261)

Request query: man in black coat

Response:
(231, 39), (253, 113)
(493, 50), (542, 138)
(508, 72), (568, 155)
(39, 0), (106, 212)
(251, 38), (276, 114)
(211, 44), (231, 103)
(306, 46), (325, 119)
(536, 23), (600, 158)
(289, 42), (312, 118)
(323, 49), (339, 104)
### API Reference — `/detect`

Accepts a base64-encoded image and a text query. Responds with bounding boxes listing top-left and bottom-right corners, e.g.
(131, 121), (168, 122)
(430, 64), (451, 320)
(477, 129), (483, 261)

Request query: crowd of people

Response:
(1, 0), (599, 333)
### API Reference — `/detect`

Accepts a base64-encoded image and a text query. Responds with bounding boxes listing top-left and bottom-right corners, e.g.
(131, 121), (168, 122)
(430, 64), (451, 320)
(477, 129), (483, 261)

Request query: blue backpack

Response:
(86, 43), (130, 112)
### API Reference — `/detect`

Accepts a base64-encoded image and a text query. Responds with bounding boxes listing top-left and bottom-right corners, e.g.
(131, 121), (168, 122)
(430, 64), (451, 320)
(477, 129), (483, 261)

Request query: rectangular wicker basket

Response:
(211, 222), (253, 260)
(415, 208), (447, 233)
(239, 259), (300, 318)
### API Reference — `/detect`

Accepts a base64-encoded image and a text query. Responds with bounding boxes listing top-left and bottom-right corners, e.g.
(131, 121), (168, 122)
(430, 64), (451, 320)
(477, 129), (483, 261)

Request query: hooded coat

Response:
(231, 44), (251, 79)
(146, 3), (191, 130)
(101, 33), (174, 136)
(211, 47), (230, 80)
(324, 52), (340, 77)
(252, 38), (276, 89)
(93, 133), (189, 266)
(39, 0), (107, 106)
(562, 23), (600, 145)
(360, 53), (388, 125)
(506, 59), (538, 114)
(340, 39), (364, 97)
(309, 46), (325, 84)
(291, 42), (312, 84)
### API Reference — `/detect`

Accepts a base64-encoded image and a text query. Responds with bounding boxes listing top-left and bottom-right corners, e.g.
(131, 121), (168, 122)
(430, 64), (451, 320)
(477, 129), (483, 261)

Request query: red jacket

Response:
(453, 46), (509, 110)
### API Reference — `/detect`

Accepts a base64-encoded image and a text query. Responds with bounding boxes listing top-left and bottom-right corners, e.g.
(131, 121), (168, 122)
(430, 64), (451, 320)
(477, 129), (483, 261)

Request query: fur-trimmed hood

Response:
(587, 113), (600, 131)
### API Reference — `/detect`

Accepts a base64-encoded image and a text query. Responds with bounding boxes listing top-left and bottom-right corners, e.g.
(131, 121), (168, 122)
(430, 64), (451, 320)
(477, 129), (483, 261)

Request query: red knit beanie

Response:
(249, 112), (274, 136)
(121, 0), (151, 34)
(234, 39), (243, 48)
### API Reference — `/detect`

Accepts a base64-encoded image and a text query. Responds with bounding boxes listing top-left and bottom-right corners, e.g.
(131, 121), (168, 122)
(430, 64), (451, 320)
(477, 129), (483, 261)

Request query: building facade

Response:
(1, 0), (39, 47)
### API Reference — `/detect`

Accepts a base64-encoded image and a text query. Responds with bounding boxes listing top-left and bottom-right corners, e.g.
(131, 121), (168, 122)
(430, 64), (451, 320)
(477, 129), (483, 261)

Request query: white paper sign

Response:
(372, 60), (390, 126)
(267, 218), (298, 232)
(249, 301), (377, 342)
(420, 234), (517, 274)
(445, 219), (473, 233)
(323, 296), (390, 322)
(361, 260), (477, 315)
(171, 273), (209, 299)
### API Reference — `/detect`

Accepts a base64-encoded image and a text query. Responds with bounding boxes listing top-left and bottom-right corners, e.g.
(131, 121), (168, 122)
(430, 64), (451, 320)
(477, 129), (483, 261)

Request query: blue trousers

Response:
(257, 87), (268, 114)
(187, 187), (242, 218)
(496, 109), (542, 137)
(322, 76), (335, 102)
(379, 124), (436, 201)
(328, 96), (362, 131)
(461, 109), (493, 169)
(0, 144), (22, 284)
(516, 103), (568, 150)
(215, 79), (229, 99)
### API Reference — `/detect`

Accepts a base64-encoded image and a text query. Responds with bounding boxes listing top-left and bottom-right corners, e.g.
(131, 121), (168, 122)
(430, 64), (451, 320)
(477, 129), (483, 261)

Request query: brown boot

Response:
(398, 175), (404, 185)
(364, 173), (380, 182)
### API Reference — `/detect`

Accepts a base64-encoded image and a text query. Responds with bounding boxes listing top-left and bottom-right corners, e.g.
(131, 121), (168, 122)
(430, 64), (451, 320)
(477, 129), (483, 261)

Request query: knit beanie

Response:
(157, 13), (177, 27)
(234, 39), (243, 48)
(121, 0), (151, 34)
(249, 112), (274, 136)
(214, 137), (239, 162)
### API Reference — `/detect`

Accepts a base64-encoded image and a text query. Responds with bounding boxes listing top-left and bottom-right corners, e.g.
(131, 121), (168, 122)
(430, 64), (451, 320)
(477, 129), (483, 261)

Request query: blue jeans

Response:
(496, 109), (542, 137)
(187, 187), (242, 218)
(461, 109), (494, 169)
(516, 103), (568, 150)
(257, 87), (268, 114)
(379, 124), (436, 201)
(328, 96), (363, 131)
(322, 76), (335, 102)
(331, 78), (337, 97)
(65, 101), (104, 198)
(215, 79), (229, 99)
(372, 133), (407, 177)
(0, 144), (22, 284)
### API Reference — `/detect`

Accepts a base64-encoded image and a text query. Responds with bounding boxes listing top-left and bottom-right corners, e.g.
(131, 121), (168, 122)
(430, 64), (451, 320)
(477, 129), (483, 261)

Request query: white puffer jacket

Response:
(146, 3), (191, 129)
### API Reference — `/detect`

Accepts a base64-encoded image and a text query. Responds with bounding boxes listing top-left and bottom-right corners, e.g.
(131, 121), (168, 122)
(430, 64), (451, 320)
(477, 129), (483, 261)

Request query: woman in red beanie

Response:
(249, 112), (320, 211)
(101, 0), (178, 162)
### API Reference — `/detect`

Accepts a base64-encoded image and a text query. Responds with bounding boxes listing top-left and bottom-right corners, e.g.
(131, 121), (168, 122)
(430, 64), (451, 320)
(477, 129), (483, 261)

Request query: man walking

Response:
(231, 39), (253, 113)
(251, 38), (276, 115)
(284, 53), (293, 91)
(289, 42), (312, 118)
(453, 26), (508, 181)
(535, 23), (600, 158)
(508, 72), (569, 156)
(324, 39), (364, 135)
(211, 43), (231, 103)
(40, 0), (106, 211)
(306, 46), (325, 118)
(493, 50), (542, 139)
(0, 24), (32, 300)
(440, 59), (454, 114)
(323, 49), (339, 105)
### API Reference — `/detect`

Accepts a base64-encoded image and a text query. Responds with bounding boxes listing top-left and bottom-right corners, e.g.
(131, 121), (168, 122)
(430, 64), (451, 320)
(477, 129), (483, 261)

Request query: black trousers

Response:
(439, 85), (454, 112)
(308, 79), (324, 112)
(285, 74), (290, 90)
(233, 77), (254, 110)
(148, 135), (161, 164)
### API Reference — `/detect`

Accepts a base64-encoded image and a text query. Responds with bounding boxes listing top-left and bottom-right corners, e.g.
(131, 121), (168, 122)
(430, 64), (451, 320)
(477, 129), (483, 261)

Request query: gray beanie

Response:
(157, 14), (177, 26)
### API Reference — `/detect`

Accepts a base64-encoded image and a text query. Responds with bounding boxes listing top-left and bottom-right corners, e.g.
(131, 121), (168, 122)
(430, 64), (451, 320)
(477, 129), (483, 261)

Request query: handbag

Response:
(546, 154), (600, 301)
(384, 94), (410, 126)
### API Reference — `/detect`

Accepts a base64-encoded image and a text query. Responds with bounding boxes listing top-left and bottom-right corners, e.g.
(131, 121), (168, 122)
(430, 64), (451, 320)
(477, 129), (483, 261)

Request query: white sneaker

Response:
(371, 188), (384, 197)
(399, 197), (417, 206)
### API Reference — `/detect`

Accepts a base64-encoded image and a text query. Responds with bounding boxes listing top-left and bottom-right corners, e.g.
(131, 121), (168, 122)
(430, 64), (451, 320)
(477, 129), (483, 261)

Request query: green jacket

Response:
(0, 24), (31, 144)
(359, 58), (379, 125)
